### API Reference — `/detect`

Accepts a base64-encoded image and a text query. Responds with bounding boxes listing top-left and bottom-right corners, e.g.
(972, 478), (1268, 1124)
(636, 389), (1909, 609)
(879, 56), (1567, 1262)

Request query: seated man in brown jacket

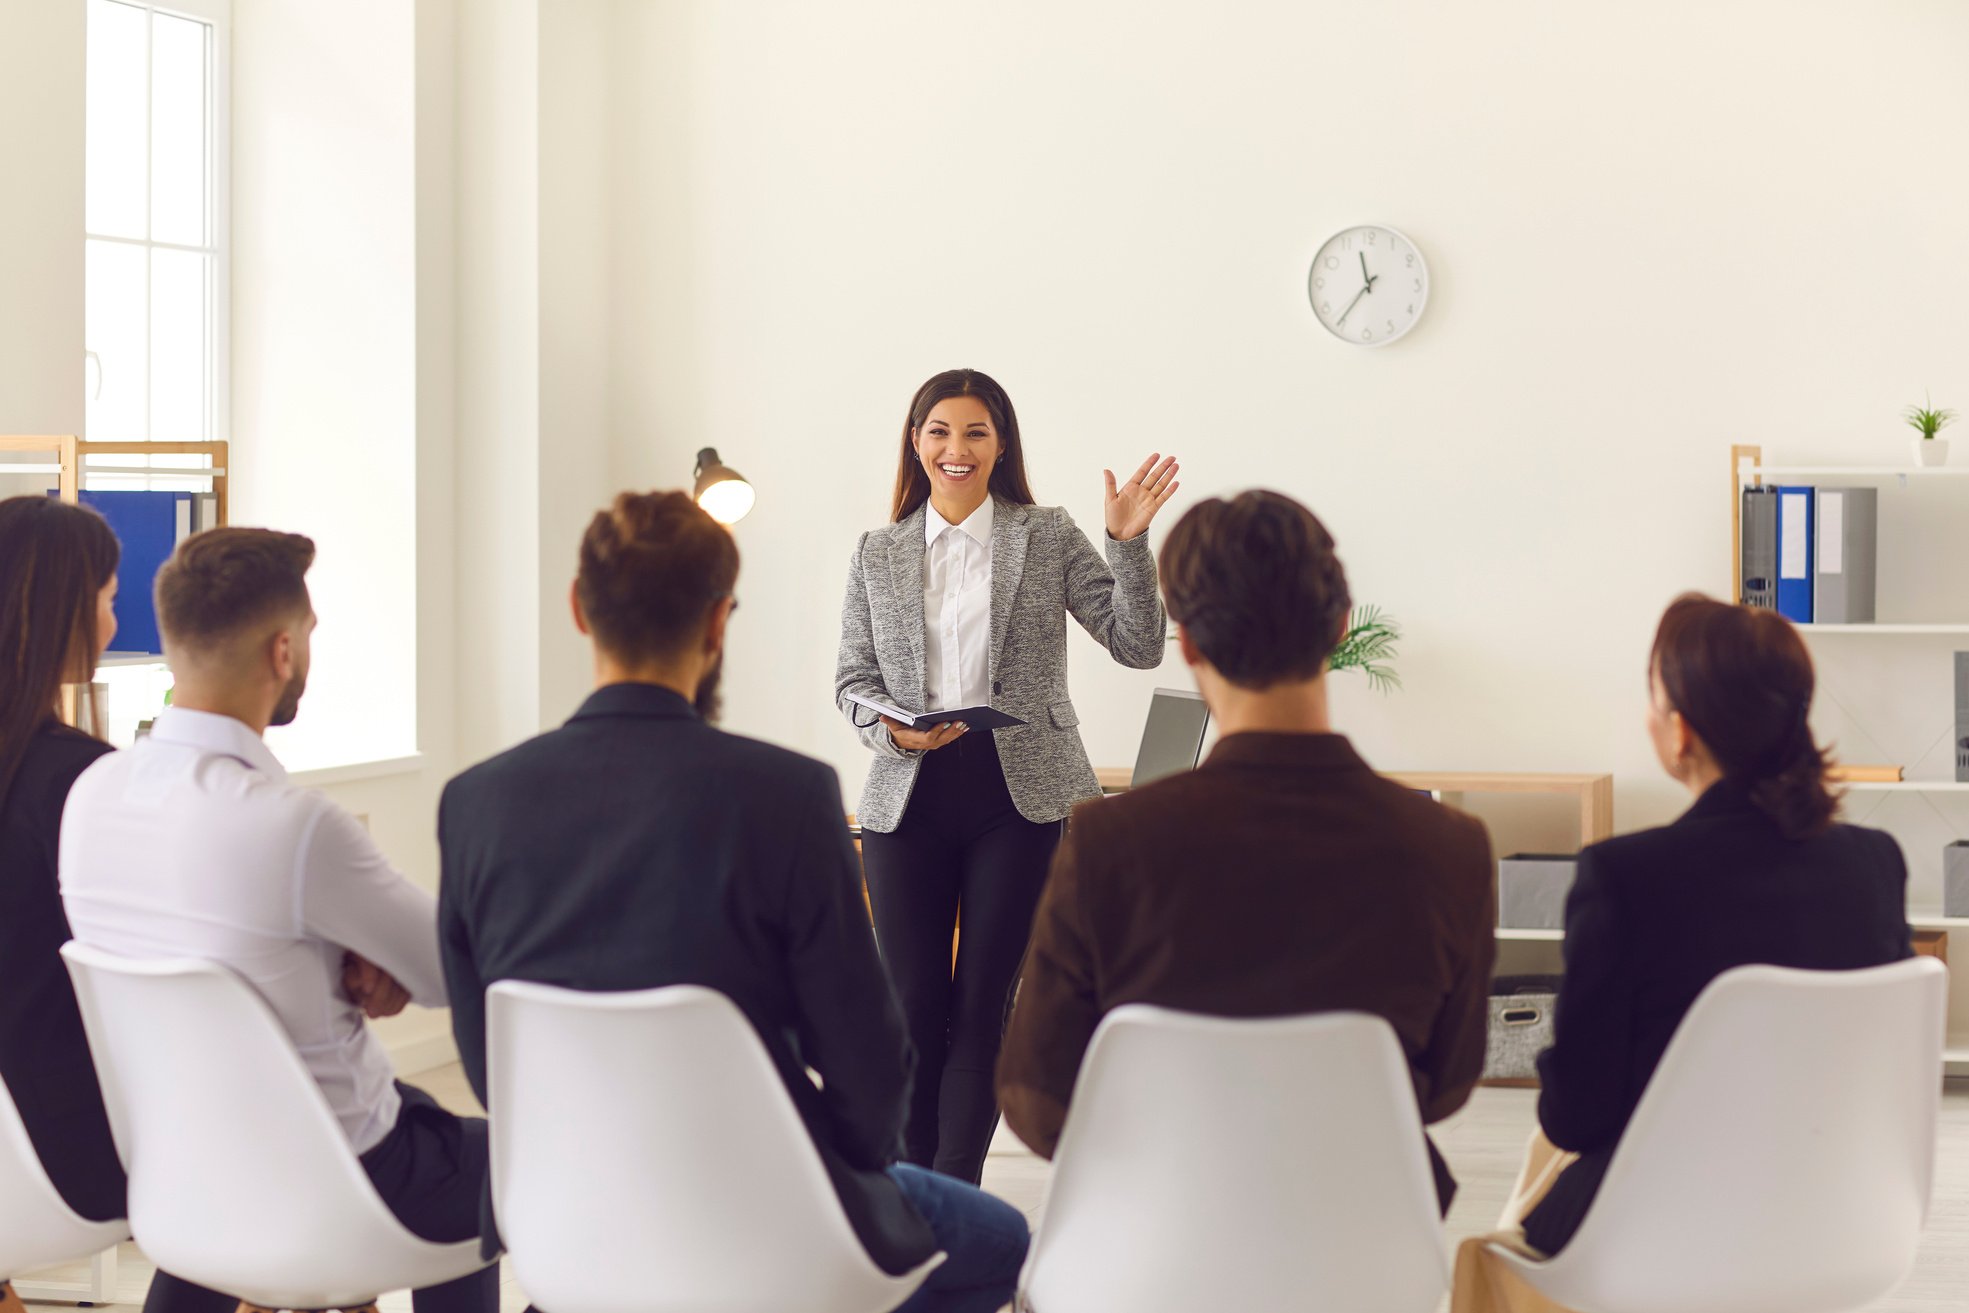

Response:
(996, 489), (1495, 1210)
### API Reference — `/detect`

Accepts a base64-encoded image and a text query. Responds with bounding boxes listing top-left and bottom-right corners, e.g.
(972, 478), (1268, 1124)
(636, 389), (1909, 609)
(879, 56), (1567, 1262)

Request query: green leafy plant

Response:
(1906, 395), (1957, 441)
(1329, 605), (1402, 694)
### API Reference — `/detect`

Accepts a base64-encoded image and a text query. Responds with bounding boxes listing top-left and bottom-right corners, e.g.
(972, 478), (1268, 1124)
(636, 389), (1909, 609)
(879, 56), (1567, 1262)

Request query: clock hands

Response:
(1335, 284), (1370, 327)
(1336, 251), (1382, 327)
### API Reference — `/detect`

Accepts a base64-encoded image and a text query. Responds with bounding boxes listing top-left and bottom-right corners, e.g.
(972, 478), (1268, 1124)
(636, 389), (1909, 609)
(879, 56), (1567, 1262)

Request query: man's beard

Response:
(693, 655), (723, 724)
(270, 671), (308, 727)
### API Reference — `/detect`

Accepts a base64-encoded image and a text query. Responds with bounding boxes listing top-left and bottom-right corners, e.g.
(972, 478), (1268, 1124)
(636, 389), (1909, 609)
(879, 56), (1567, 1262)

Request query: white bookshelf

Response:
(1797, 623), (1969, 635)
(1844, 781), (1969, 793)
(1907, 912), (1969, 930)
(1742, 465), (1969, 479)
(1733, 444), (1969, 1076)
(1510, 912), (1968, 936)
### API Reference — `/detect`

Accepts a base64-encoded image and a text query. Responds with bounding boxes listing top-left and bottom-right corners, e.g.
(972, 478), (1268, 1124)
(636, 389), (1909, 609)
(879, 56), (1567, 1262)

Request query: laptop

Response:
(1127, 687), (1212, 789)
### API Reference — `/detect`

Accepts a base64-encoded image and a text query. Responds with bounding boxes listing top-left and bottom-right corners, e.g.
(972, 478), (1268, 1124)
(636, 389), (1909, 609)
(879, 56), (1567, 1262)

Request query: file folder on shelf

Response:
(1740, 486), (1779, 610)
(1813, 487), (1877, 624)
(73, 490), (204, 656)
(1774, 485), (1815, 625)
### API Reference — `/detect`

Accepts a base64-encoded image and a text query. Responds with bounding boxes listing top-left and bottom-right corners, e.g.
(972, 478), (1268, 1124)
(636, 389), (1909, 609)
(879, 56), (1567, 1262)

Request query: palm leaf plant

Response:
(1329, 605), (1402, 693)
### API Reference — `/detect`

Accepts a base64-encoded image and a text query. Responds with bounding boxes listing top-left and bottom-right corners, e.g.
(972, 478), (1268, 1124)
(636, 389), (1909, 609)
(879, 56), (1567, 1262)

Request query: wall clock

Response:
(1308, 225), (1430, 347)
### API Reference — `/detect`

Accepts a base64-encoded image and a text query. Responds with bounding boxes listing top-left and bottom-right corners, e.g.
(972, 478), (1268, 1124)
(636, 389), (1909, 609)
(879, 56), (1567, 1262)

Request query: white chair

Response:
(1017, 1006), (1449, 1313)
(0, 1074), (126, 1306)
(1489, 958), (1948, 1313)
(59, 942), (491, 1313)
(486, 981), (944, 1313)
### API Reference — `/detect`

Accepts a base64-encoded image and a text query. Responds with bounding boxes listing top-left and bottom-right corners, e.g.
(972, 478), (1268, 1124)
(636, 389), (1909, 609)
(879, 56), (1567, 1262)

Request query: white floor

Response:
(29, 1067), (1969, 1312)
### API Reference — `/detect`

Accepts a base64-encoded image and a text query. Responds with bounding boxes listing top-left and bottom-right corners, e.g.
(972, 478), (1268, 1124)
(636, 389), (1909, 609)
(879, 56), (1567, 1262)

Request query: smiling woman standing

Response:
(835, 368), (1178, 1184)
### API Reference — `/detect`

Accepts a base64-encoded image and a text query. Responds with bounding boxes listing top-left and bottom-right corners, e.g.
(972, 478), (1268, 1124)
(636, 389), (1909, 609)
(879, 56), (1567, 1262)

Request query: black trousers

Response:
(141, 1082), (498, 1313)
(861, 732), (1063, 1185)
(1520, 1145), (1612, 1256)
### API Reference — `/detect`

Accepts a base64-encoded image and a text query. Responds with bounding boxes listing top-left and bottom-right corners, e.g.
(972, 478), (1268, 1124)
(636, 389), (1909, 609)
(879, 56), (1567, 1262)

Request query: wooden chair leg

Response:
(0, 1282), (28, 1313)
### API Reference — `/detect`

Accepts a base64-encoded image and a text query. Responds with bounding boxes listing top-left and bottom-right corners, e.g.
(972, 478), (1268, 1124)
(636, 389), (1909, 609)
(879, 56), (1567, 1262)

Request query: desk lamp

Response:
(693, 448), (755, 525)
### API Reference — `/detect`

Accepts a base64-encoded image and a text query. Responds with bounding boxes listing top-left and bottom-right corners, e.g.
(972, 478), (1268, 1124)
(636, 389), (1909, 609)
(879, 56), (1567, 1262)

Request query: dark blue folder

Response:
(1774, 485), (1815, 625)
(70, 490), (193, 656)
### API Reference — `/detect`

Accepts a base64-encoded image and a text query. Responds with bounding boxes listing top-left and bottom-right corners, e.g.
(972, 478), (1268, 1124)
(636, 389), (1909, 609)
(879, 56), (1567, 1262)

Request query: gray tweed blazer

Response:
(836, 497), (1167, 832)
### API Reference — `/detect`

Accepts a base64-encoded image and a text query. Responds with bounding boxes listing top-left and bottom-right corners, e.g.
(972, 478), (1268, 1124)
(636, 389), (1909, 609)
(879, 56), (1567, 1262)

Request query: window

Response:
(85, 0), (229, 447)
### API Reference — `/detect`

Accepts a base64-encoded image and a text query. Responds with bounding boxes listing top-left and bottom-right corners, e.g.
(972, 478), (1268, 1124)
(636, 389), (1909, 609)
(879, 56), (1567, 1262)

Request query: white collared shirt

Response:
(59, 707), (446, 1155)
(923, 497), (994, 713)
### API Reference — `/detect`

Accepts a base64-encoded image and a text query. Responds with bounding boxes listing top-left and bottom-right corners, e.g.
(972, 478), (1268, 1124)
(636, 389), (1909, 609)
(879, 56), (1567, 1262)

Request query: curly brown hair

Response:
(576, 491), (739, 663)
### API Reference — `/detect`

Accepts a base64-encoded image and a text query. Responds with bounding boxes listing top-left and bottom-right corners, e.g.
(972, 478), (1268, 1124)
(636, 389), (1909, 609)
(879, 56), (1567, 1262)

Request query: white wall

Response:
(233, 0), (419, 775)
(538, 0), (615, 723)
(453, 0), (545, 768)
(448, 0), (617, 763)
(602, 0), (1969, 844)
(0, 0), (85, 434)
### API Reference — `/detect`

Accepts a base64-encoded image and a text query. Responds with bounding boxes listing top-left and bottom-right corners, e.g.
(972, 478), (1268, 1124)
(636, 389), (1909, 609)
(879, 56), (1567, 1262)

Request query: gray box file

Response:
(1741, 486), (1779, 610)
(1498, 853), (1578, 930)
(1812, 487), (1877, 624)
(1957, 654), (1969, 784)
(1947, 844), (1969, 919)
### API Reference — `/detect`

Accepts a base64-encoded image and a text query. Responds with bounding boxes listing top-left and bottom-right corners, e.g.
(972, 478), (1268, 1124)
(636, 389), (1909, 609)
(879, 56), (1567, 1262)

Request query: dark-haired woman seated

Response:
(0, 498), (235, 1313)
(1520, 593), (1912, 1258)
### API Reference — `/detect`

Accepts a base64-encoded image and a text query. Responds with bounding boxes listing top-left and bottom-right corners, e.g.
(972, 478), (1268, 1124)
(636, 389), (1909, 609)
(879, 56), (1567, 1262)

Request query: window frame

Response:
(83, 0), (232, 449)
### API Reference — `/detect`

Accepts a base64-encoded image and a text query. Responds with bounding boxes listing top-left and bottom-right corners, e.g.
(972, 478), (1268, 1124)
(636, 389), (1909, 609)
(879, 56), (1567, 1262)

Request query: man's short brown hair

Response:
(1159, 491), (1351, 690)
(155, 527), (316, 652)
(576, 491), (739, 663)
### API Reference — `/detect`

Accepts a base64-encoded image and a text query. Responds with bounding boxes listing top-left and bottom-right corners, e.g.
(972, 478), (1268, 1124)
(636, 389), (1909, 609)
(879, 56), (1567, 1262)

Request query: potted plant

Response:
(1329, 605), (1402, 693)
(1907, 395), (1957, 468)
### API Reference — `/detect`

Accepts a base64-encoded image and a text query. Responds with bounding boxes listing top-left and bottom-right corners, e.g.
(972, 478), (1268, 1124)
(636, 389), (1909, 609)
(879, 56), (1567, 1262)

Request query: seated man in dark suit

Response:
(997, 489), (1496, 1211)
(438, 491), (1027, 1313)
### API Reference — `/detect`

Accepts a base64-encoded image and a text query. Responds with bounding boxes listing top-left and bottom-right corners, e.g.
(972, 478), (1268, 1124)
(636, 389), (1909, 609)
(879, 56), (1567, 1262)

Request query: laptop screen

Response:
(1130, 688), (1211, 788)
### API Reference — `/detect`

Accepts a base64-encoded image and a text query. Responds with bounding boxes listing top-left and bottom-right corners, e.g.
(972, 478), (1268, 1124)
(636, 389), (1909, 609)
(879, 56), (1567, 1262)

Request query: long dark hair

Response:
(0, 497), (121, 805)
(1650, 593), (1837, 839)
(890, 369), (1037, 522)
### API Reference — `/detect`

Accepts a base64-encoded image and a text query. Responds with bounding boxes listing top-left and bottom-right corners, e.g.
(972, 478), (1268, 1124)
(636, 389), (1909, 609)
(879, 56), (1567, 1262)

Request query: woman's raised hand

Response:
(883, 716), (968, 753)
(1103, 453), (1181, 541)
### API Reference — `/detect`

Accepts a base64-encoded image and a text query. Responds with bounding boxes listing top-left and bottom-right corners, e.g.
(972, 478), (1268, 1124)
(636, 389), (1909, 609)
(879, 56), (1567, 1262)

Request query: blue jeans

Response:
(887, 1164), (1030, 1313)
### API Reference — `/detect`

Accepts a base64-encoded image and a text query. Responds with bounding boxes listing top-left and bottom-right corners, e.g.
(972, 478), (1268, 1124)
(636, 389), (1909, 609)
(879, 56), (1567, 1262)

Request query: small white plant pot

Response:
(1916, 438), (1950, 468)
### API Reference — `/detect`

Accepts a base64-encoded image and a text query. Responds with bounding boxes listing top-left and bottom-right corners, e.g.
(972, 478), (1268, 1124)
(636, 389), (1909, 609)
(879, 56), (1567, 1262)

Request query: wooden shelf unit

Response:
(0, 435), (230, 519)
(1100, 765), (1614, 848)
(3, 436), (231, 727)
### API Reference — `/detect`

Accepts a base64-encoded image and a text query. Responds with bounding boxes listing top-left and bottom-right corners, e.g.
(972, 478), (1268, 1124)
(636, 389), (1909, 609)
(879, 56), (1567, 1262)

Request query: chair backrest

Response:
(1022, 1006), (1449, 1313)
(59, 941), (439, 1299)
(1550, 959), (1946, 1313)
(0, 1071), (127, 1280)
(488, 981), (935, 1313)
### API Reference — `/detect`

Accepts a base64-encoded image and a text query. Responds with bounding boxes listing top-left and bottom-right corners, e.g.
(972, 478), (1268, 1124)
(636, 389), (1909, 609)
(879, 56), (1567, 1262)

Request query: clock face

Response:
(1308, 226), (1429, 347)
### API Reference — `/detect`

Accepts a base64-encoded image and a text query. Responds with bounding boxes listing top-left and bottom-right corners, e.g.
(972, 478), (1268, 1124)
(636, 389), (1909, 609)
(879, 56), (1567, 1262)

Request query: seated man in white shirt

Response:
(60, 528), (498, 1313)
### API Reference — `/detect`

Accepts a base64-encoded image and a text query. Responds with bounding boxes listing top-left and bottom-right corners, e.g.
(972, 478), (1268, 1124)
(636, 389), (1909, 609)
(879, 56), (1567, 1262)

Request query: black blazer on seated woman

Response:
(0, 722), (124, 1222)
(1522, 778), (1912, 1256)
